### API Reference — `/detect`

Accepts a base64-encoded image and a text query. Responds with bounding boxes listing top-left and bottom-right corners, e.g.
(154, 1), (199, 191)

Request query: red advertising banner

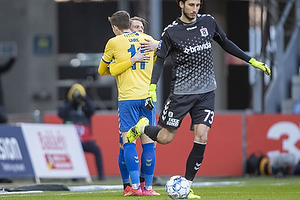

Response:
(246, 114), (300, 160)
(45, 113), (244, 177)
(147, 114), (244, 176)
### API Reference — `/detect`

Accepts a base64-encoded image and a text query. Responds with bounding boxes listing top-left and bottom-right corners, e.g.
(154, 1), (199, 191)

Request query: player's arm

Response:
(145, 56), (164, 111)
(98, 59), (111, 76)
(219, 38), (271, 75)
(217, 37), (251, 61)
(213, 18), (271, 76)
(150, 56), (164, 85)
(109, 48), (150, 76)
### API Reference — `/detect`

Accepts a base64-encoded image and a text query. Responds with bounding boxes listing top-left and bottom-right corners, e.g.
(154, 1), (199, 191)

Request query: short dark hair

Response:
(108, 10), (130, 30)
(176, 0), (205, 7)
(130, 16), (148, 28)
(176, 0), (186, 5)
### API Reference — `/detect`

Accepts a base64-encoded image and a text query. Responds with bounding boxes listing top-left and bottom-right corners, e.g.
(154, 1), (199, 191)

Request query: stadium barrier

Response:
(0, 123), (91, 182)
(246, 114), (300, 161)
(38, 113), (300, 177)
(44, 113), (244, 176)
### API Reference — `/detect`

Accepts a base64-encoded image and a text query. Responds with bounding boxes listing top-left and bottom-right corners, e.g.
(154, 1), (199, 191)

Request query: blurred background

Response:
(0, 0), (299, 122)
(0, 0), (300, 181)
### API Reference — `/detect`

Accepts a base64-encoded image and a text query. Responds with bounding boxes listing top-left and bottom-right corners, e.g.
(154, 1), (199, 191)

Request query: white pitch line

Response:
(68, 181), (244, 191)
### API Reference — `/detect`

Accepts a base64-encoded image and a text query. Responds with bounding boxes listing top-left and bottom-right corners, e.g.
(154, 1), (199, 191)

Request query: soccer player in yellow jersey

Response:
(104, 16), (160, 196)
(98, 11), (159, 196)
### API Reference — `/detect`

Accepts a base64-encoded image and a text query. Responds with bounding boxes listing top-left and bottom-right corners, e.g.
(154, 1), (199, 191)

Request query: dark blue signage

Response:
(0, 125), (34, 178)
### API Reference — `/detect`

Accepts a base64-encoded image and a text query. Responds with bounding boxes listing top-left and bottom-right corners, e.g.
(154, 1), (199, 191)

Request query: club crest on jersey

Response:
(200, 27), (208, 37)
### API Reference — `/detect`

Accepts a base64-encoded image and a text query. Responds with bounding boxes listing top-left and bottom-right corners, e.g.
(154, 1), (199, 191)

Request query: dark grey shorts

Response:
(158, 91), (215, 130)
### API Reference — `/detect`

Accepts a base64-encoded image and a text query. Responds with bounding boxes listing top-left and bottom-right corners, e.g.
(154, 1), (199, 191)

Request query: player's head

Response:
(176, 0), (204, 7)
(176, 0), (204, 21)
(130, 16), (148, 33)
(108, 10), (130, 32)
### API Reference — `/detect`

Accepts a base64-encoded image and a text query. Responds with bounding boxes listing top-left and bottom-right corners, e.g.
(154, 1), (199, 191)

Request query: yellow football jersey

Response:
(100, 32), (155, 101)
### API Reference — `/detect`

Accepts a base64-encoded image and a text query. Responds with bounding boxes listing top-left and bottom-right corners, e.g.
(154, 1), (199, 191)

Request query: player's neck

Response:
(180, 15), (196, 24)
(122, 29), (132, 34)
(115, 28), (131, 36)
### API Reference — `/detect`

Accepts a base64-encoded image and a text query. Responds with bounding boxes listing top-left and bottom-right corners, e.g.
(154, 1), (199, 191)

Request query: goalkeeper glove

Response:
(249, 58), (271, 76)
(145, 84), (157, 111)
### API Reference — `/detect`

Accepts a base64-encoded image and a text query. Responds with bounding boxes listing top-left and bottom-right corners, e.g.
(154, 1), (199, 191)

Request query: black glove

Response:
(145, 97), (154, 111)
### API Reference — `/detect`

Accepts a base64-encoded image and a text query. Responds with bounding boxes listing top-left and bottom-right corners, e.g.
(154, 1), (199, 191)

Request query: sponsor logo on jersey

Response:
(166, 118), (179, 127)
(187, 26), (197, 31)
(200, 27), (208, 37)
(183, 41), (212, 54)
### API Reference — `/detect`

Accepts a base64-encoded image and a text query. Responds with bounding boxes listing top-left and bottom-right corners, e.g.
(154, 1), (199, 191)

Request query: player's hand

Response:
(145, 97), (154, 111)
(249, 58), (271, 76)
(140, 39), (158, 52)
(145, 84), (157, 111)
(131, 47), (150, 64)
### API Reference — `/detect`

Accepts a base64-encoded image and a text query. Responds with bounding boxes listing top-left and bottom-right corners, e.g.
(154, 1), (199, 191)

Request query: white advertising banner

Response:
(20, 123), (90, 178)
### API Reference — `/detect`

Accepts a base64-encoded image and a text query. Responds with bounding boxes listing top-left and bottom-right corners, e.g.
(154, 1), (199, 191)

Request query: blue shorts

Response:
(118, 99), (156, 143)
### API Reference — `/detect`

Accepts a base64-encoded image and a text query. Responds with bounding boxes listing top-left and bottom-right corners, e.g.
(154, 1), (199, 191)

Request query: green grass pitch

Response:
(1, 176), (300, 199)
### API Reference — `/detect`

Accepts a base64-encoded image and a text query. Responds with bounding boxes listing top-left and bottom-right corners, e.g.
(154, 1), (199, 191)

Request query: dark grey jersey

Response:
(156, 14), (227, 95)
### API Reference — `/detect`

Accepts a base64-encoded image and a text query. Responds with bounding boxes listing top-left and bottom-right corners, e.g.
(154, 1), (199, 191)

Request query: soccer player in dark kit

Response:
(127, 0), (271, 199)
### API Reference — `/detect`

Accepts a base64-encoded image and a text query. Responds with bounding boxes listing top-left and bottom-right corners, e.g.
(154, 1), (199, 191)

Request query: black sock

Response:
(144, 125), (161, 141)
(185, 142), (206, 181)
(124, 183), (130, 190)
(140, 176), (145, 183)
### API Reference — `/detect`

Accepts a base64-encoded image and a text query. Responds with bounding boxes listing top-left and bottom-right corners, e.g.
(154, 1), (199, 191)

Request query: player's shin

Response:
(124, 143), (140, 188)
(141, 143), (156, 190)
(118, 147), (130, 188)
(185, 142), (206, 182)
(144, 125), (161, 141)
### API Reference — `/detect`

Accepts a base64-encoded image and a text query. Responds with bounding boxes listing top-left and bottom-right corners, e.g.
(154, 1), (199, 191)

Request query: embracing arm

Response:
(109, 48), (150, 76)
(98, 59), (111, 76)
(109, 59), (132, 76)
(140, 39), (159, 52)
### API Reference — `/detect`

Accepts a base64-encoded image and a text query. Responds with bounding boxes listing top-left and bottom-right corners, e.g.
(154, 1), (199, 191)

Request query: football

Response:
(165, 175), (190, 199)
